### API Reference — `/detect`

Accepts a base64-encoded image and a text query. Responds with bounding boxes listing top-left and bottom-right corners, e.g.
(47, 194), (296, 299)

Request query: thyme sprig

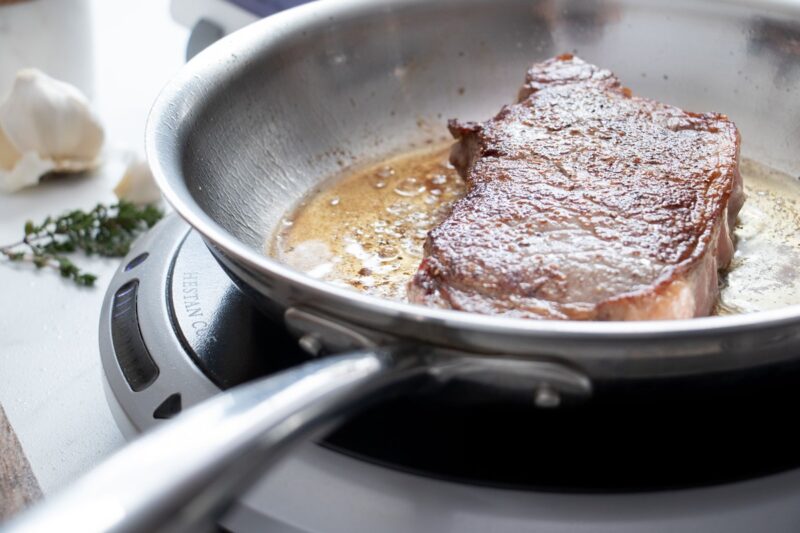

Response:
(0, 201), (163, 286)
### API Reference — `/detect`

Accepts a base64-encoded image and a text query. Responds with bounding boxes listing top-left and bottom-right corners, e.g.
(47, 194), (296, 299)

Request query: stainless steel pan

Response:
(147, 0), (800, 379)
(8, 0), (800, 531)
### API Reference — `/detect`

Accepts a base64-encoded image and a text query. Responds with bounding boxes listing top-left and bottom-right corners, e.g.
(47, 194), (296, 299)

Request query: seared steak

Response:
(409, 54), (744, 320)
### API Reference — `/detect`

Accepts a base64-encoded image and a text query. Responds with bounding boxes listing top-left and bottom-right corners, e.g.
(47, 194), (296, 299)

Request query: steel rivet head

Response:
(298, 334), (323, 357)
(535, 385), (561, 408)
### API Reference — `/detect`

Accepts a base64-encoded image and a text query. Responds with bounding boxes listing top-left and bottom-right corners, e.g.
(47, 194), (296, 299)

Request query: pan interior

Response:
(166, 0), (800, 334)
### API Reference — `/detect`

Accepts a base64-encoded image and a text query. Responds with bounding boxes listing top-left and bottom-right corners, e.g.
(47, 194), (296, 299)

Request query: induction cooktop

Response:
(98, 214), (800, 532)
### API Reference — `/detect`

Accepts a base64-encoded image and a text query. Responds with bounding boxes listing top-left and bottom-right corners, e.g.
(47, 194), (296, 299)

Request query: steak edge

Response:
(408, 54), (744, 320)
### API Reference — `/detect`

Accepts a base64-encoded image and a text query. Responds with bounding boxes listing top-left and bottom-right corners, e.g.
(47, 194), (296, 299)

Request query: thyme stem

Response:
(0, 201), (163, 286)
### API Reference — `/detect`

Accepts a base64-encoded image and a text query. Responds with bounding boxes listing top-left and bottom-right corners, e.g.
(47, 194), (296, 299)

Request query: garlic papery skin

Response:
(114, 157), (161, 205)
(0, 69), (104, 193)
(0, 129), (55, 192)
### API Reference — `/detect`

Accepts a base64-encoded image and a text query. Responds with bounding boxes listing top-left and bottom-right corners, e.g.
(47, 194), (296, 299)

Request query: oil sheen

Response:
(272, 144), (464, 300)
(272, 150), (800, 314)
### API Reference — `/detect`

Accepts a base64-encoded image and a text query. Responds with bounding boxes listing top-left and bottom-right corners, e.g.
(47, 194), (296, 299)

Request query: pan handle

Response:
(2, 348), (420, 533)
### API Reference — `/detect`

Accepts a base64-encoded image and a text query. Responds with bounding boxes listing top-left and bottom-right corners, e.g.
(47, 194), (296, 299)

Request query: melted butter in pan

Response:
(273, 149), (800, 314)
(718, 159), (800, 314)
(272, 144), (464, 300)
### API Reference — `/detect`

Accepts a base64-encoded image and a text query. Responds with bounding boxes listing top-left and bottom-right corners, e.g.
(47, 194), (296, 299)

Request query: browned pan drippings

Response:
(272, 144), (464, 301)
(272, 147), (800, 315)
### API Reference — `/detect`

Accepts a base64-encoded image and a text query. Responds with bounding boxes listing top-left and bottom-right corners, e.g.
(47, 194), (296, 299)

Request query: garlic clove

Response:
(114, 157), (161, 205)
(0, 69), (104, 193)
(0, 126), (20, 171)
(0, 148), (56, 193)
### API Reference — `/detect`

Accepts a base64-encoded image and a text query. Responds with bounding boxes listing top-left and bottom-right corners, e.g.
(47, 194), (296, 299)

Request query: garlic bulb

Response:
(114, 156), (161, 205)
(0, 69), (104, 193)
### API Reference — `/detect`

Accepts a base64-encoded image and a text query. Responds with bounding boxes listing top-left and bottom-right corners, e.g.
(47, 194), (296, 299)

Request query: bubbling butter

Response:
(717, 159), (800, 314)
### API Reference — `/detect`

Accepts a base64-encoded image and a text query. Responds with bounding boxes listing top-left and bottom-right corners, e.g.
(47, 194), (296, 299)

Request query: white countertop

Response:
(0, 0), (188, 494)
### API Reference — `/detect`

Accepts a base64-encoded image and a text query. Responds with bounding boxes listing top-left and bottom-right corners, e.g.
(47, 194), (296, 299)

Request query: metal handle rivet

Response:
(298, 334), (324, 356)
(535, 385), (561, 408)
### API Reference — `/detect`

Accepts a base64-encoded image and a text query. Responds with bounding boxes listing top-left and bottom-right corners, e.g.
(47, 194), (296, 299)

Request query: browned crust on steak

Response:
(408, 54), (743, 320)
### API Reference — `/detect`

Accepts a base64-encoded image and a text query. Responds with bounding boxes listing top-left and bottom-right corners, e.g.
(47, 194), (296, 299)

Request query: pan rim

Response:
(147, 0), (800, 341)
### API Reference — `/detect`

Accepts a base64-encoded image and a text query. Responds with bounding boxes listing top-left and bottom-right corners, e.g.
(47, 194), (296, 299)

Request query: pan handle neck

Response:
(3, 347), (423, 533)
